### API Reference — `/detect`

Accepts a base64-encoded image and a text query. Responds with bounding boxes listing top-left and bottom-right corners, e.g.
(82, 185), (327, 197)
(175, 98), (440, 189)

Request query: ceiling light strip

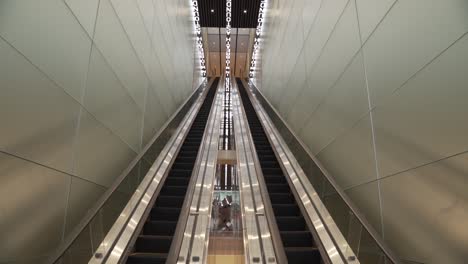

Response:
(191, 0), (206, 77)
(225, 0), (232, 88)
(249, 0), (267, 77)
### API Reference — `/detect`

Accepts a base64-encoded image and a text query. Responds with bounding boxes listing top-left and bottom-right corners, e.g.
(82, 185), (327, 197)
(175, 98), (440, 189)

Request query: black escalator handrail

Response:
(47, 79), (209, 264)
(243, 79), (401, 264)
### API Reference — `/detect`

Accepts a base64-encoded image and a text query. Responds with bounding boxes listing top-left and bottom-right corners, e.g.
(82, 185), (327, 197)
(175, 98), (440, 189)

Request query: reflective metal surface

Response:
(253, 0), (468, 262)
(232, 80), (280, 264)
(0, 153), (70, 264)
(86, 79), (213, 263)
(0, 0), (204, 262)
(243, 80), (357, 264)
(247, 80), (401, 264)
(177, 78), (224, 264)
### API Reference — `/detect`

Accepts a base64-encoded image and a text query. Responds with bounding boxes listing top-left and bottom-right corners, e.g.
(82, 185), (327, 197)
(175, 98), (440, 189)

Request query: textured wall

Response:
(0, 0), (203, 262)
(252, 0), (468, 263)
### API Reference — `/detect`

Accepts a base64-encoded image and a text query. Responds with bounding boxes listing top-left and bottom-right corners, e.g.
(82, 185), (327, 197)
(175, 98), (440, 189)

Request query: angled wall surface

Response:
(252, 0), (468, 263)
(0, 0), (203, 262)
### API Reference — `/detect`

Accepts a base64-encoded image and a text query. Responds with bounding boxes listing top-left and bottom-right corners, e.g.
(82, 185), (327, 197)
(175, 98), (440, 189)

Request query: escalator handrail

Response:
(47, 79), (209, 264)
(243, 79), (401, 264)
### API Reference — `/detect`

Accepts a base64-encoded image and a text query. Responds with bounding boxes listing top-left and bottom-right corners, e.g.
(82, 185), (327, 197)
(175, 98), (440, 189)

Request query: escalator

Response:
(237, 78), (322, 264)
(126, 78), (219, 264)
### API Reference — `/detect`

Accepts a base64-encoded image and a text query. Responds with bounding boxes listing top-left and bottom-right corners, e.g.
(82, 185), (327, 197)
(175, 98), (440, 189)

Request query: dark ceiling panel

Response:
(199, 0), (261, 28)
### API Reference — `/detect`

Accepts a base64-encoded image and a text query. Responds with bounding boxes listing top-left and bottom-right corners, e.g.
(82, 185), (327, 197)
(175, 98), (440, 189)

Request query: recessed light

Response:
(243, 10), (247, 13)
(211, 9), (214, 13)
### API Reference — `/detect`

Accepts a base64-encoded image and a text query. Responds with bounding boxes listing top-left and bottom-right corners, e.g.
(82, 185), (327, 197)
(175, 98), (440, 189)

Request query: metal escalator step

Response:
(262, 168), (283, 175)
(143, 220), (178, 236)
(171, 163), (195, 170)
(256, 149), (274, 154)
(266, 183), (290, 193)
(177, 151), (198, 158)
(260, 160), (280, 168)
(254, 145), (272, 151)
(169, 169), (192, 178)
(284, 247), (321, 264)
(135, 235), (172, 253)
(276, 216), (307, 231)
(126, 253), (167, 264)
(269, 193), (295, 204)
(263, 176), (287, 184)
(174, 157), (196, 164)
(155, 195), (185, 207)
(150, 207), (180, 221)
(273, 204), (301, 216)
(160, 186), (187, 196)
(188, 132), (204, 135)
(280, 231), (314, 247)
(257, 151), (275, 157)
(182, 141), (201, 146)
(184, 138), (202, 142)
(179, 146), (199, 152)
(259, 155), (277, 162)
(165, 177), (190, 186)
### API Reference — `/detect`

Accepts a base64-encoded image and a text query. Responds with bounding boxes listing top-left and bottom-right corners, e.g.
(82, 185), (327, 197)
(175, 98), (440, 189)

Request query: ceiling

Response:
(203, 28), (253, 77)
(206, 28), (251, 52)
(198, 0), (262, 28)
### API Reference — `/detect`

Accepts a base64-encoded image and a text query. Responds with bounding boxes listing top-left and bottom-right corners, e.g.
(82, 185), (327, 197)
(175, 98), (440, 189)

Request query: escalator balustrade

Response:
(126, 78), (219, 264)
(237, 78), (322, 264)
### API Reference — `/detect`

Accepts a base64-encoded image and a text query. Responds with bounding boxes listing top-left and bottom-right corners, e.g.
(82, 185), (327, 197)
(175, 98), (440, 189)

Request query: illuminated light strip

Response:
(191, 0), (206, 77)
(249, 0), (267, 78)
(225, 0), (232, 88)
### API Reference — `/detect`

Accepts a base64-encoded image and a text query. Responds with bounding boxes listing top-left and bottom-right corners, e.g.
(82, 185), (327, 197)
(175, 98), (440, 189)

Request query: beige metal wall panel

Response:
(74, 110), (137, 187)
(380, 152), (468, 263)
(0, 0), (202, 261)
(363, 0), (468, 107)
(64, 0), (100, 37)
(64, 178), (106, 236)
(0, 37), (79, 174)
(300, 52), (369, 154)
(0, 153), (70, 263)
(0, 0), (92, 102)
(252, 0), (468, 262)
(84, 45), (143, 152)
(373, 34), (468, 178)
(317, 114), (377, 189)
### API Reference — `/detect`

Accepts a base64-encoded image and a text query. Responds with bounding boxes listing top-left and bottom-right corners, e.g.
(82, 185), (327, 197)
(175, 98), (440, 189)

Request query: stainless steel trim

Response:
(232, 80), (286, 264)
(48, 78), (208, 264)
(241, 80), (355, 264)
(177, 79), (224, 264)
(234, 84), (266, 264)
(87, 79), (214, 264)
(245, 79), (401, 264)
(166, 78), (221, 264)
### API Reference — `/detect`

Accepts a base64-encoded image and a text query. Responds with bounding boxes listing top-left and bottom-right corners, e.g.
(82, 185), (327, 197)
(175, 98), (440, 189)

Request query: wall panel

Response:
(253, 0), (468, 262)
(0, 0), (203, 262)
